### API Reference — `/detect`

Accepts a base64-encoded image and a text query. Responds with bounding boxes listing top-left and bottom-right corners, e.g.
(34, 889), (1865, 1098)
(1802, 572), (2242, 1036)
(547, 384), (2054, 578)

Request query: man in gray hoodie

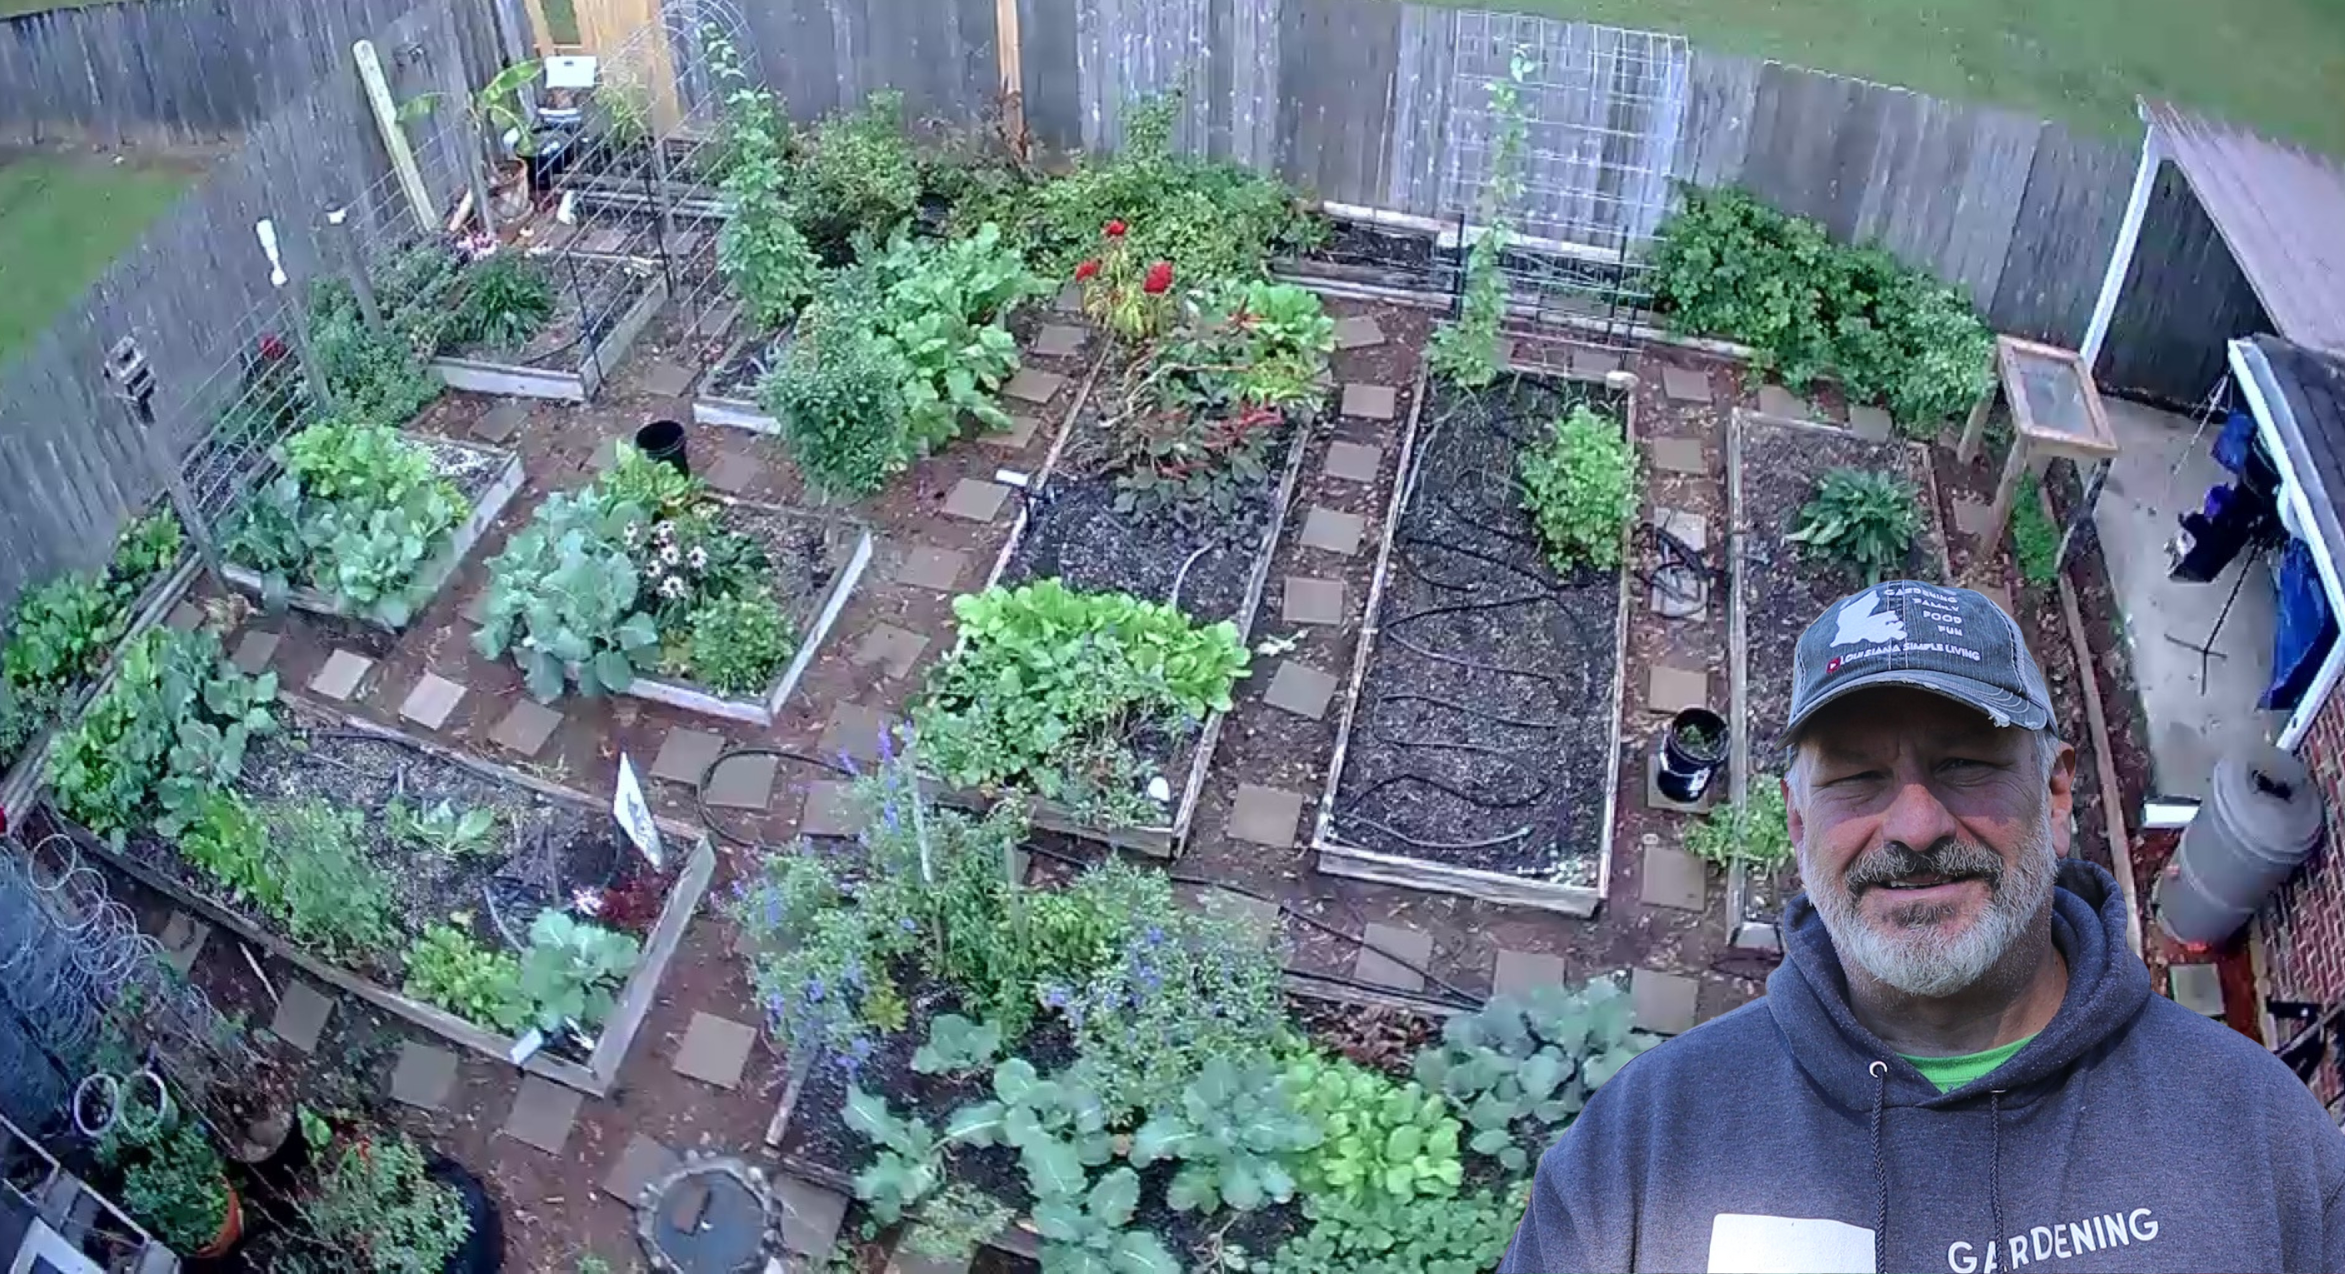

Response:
(1504, 581), (2345, 1274)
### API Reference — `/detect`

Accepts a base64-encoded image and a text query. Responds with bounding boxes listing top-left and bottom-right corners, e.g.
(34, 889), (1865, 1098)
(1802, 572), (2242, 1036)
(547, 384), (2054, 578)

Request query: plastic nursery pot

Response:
(635, 418), (689, 475)
(193, 1181), (245, 1259)
(1658, 707), (1729, 804)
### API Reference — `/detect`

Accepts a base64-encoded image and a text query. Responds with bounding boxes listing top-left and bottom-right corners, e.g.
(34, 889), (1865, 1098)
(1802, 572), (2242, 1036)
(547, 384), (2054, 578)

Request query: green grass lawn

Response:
(1452, 0), (2345, 155)
(0, 154), (192, 363)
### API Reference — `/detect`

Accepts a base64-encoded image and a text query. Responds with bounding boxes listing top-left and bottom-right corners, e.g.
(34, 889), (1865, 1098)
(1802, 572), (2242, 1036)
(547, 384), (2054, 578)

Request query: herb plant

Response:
(1518, 404), (1640, 574)
(1053, 900), (1286, 1116)
(761, 283), (915, 496)
(1786, 466), (1922, 584)
(913, 580), (1250, 829)
(307, 275), (443, 426)
(404, 923), (527, 1032)
(268, 799), (400, 961)
(46, 627), (277, 843)
(1429, 49), (1533, 388)
(447, 251), (555, 352)
(1413, 979), (1655, 1172)
(680, 594), (797, 696)
(1683, 781), (1795, 871)
(789, 90), (921, 256)
(2011, 471), (2059, 586)
(1128, 1057), (1321, 1212)
(117, 1122), (231, 1253)
(294, 1133), (474, 1274)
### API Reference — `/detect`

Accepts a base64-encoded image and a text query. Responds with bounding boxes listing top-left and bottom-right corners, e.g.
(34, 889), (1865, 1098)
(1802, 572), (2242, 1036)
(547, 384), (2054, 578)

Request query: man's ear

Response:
(1782, 771), (1803, 850)
(2047, 740), (2078, 858)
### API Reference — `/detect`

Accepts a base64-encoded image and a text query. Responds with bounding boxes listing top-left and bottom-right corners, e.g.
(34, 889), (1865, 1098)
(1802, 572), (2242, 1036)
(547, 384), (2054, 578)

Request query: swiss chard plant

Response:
(1128, 1057), (1321, 1213)
(46, 627), (277, 844)
(911, 580), (1250, 829)
(1279, 1052), (1465, 1201)
(1786, 466), (1923, 585)
(1412, 979), (1655, 1172)
(1518, 404), (1640, 574)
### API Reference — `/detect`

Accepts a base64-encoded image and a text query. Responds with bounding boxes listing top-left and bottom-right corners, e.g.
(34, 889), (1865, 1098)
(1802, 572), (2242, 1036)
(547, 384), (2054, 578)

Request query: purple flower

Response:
(1143, 925), (1166, 947)
(802, 978), (827, 1004)
(1041, 984), (1070, 1009)
(898, 917), (919, 934)
(877, 728), (897, 763)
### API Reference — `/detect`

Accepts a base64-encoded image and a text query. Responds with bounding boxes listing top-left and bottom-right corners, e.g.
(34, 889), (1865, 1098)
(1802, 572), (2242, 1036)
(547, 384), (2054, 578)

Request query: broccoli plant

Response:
(1412, 979), (1656, 1172)
(945, 1059), (1115, 1198)
(844, 1087), (946, 1224)
(516, 911), (640, 1035)
(911, 1013), (1003, 1076)
(1128, 1058), (1321, 1213)
(1032, 1167), (1181, 1274)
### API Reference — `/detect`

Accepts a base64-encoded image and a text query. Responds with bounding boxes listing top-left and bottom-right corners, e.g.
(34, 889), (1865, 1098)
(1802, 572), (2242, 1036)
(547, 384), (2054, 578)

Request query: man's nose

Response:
(1877, 773), (1960, 852)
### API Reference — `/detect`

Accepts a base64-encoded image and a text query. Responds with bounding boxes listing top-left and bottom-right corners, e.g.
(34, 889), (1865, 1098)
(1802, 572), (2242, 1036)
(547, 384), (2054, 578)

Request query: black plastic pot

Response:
(430, 1156), (505, 1274)
(635, 418), (689, 475)
(1658, 707), (1728, 804)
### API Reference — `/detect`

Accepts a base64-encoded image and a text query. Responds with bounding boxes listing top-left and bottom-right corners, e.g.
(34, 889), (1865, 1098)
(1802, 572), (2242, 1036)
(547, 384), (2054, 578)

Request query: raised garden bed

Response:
(690, 323), (793, 434)
(432, 255), (668, 402)
(1723, 408), (1952, 946)
(41, 702), (713, 1095)
(1314, 371), (1634, 917)
(220, 433), (522, 632)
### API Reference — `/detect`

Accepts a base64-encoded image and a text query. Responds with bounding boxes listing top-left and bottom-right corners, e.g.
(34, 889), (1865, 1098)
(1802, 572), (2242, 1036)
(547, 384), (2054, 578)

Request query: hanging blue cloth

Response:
(2215, 410), (2258, 478)
(2266, 538), (2337, 711)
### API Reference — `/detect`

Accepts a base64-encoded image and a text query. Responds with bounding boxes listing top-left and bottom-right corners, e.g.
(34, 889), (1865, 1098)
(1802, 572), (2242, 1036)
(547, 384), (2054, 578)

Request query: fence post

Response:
(323, 201), (385, 332)
(995, 0), (1027, 158)
(645, 140), (679, 291)
(256, 219), (337, 411)
(103, 338), (225, 584)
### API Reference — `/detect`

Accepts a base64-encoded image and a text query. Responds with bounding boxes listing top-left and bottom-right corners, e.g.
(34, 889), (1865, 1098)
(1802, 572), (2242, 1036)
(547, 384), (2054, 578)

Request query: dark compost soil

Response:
(1328, 374), (1626, 883)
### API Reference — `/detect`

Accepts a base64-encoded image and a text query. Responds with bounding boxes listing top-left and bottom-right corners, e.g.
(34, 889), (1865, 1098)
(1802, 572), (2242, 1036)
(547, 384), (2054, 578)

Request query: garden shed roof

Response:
(2145, 101), (2345, 361)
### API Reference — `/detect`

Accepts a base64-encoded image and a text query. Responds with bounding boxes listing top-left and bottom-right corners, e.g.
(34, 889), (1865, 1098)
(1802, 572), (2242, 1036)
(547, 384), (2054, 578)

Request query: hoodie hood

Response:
(1770, 858), (2151, 1110)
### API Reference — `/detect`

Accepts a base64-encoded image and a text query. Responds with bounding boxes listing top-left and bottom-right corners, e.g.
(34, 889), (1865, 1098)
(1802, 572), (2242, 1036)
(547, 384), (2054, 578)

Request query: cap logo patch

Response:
(1831, 591), (1905, 648)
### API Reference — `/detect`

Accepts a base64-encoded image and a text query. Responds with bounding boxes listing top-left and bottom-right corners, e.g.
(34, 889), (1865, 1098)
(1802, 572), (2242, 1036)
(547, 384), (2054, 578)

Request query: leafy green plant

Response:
(1413, 979), (1655, 1172)
(306, 276), (443, 425)
(1683, 781), (1795, 871)
(118, 1122), (231, 1253)
(516, 910), (641, 1035)
(404, 922), (527, 1032)
(844, 1086), (949, 1224)
(271, 799), (399, 960)
(46, 627), (277, 842)
(1651, 186), (1994, 427)
(474, 490), (660, 700)
(1518, 404), (1639, 574)
(1429, 49), (1534, 387)
(680, 593), (796, 696)
(945, 1058), (1118, 1194)
(448, 252), (555, 351)
(1266, 1182), (1530, 1274)
(3, 574), (126, 695)
(389, 799), (499, 859)
(874, 224), (1043, 449)
(914, 580), (1250, 829)
(712, 37), (819, 331)
(1279, 1052), (1464, 1201)
(1786, 466), (1923, 585)
(789, 90), (921, 256)
(295, 1132), (474, 1274)
(1056, 898), (1286, 1116)
(912, 1013), (1004, 1075)
(1031, 1166), (1181, 1274)
(1129, 1058), (1321, 1213)
(761, 278), (915, 497)
(2011, 471), (2059, 586)
(110, 510), (185, 587)
(902, 1182), (1014, 1266)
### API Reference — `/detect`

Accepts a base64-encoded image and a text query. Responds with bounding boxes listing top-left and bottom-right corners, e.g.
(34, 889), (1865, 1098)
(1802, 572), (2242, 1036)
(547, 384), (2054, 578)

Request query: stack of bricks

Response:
(2257, 689), (2345, 1102)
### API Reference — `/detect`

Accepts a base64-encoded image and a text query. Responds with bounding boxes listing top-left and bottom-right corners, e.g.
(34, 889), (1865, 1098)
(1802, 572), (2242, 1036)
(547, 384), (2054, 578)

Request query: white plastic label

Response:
(614, 754), (664, 869)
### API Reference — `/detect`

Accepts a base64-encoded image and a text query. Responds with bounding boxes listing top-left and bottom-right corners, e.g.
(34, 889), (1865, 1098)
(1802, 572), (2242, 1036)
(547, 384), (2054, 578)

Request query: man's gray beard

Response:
(1808, 820), (2056, 998)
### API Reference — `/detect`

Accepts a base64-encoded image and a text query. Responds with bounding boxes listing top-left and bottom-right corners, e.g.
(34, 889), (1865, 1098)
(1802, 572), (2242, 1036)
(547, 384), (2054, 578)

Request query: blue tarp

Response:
(2266, 537), (2338, 711)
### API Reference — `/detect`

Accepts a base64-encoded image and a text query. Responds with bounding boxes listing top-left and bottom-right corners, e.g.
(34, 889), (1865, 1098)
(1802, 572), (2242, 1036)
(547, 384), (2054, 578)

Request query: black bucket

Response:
(635, 419), (688, 475)
(1657, 707), (1728, 804)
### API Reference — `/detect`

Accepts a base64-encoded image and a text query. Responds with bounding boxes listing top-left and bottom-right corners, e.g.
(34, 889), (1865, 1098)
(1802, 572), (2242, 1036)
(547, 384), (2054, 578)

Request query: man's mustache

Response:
(1842, 839), (2006, 893)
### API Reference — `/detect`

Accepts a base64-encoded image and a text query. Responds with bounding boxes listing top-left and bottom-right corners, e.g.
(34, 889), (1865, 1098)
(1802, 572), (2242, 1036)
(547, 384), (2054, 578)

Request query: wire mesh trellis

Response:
(1440, 14), (1690, 348)
(0, 834), (252, 1135)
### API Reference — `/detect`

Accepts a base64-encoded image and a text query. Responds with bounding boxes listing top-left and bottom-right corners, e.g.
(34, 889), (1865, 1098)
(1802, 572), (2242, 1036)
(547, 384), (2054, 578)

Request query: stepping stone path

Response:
(2169, 963), (2224, 1016)
(1632, 967), (1701, 1035)
(1323, 441), (1382, 484)
(1299, 506), (1367, 556)
(461, 590), (490, 625)
(1645, 751), (1714, 814)
(639, 360), (696, 398)
(889, 1249), (972, 1274)
(472, 400), (526, 444)
(1055, 282), (1084, 313)
(602, 1133), (682, 1204)
(1264, 661), (1339, 720)
(1030, 324), (1088, 358)
(706, 452), (761, 495)
(1653, 507), (1708, 552)
(1493, 948), (1567, 999)
(1283, 576), (1346, 626)
(400, 672), (467, 731)
(504, 1075), (584, 1154)
(776, 1177), (850, 1258)
(849, 624), (929, 680)
(1757, 384), (1811, 420)
(1332, 315), (1385, 350)
(1848, 404), (1894, 441)
(705, 754), (778, 811)
(1228, 783), (1306, 848)
(1004, 368), (1067, 406)
(1951, 497), (1999, 540)
(673, 1011), (758, 1089)
(1641, 844), (1708, 912)
(1647, 665), (1710, 714)
(1661, 366), (1712, 403)
(983, 413), (1041, 449)
(797, 780), (859, 838)
(1648, 437), (1707, 476)
(819, 702), (893, 765)
(943, 478), (1012, 523)
(694, 301), (742, 341)
(309, 650), (374, 701)
(890, 545), (968, 592)
(652, 727), (726, 786)
(489, 700), (563, 757)
(230, 631), (279, 674)
(1355, 923), (1433, 992)
(1570, 347), (1623, 377)
(1340, 383), (1398, 421)
(388, 1041), (458, 1110)
(166, 601), (203, 632)
(159, 912), (209, 975)
(270, 981), (335, 1055)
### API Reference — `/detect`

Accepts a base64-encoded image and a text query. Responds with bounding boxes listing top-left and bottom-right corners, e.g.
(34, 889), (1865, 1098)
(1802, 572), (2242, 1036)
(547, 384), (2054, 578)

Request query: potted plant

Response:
(118, 1123), (242, 1257)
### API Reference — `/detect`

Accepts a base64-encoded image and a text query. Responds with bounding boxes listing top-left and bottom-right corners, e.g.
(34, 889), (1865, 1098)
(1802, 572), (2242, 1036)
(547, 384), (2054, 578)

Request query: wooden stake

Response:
(355, 40), (440, 231)
(995, 0), (1027, 158)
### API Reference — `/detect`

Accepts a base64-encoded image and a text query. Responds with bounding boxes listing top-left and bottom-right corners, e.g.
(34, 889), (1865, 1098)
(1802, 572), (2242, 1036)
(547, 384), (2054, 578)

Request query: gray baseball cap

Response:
(1786, 581), (2053, 738)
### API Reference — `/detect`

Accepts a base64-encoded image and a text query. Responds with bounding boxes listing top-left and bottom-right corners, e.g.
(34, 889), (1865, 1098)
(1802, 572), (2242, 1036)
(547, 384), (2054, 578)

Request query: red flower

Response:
(1074, 259), (1101, 282)
(258, 332), (289, 361)
(1104, 220), (1128, 238)
(1142, 261), (1174, 295)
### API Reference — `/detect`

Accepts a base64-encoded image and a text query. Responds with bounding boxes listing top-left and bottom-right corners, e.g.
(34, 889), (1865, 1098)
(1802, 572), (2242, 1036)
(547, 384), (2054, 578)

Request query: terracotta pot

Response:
(192, 1182), (244, 1259)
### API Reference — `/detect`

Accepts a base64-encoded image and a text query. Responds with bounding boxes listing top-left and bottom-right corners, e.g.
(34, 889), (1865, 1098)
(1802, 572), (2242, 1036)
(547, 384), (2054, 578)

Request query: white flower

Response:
(687, 546), (708, 570)
(621, 520), (641, 545)
(573, 887), (606, 916)
(660, 544), (681, 565)
(646, 558), (664, 578)
(660, 575), (686, 599)
(654, 521), (676, 544)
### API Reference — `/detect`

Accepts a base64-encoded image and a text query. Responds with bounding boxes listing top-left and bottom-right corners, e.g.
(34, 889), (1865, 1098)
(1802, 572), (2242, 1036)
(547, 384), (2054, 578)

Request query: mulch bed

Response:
(1328, 374), (1625, 883)
(713, 500), (859, 639)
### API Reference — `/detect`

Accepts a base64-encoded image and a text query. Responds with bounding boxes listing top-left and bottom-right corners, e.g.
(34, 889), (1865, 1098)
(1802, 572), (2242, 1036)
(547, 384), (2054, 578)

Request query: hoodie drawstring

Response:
(1989, 1091), (2006, 1268)
(1868, 1060), (1888, 1273)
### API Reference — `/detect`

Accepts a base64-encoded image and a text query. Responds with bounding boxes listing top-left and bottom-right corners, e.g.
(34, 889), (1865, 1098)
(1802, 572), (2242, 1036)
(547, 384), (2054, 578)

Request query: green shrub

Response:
(447, 252), (555, 351)
(681, 593), (797, 696)
(1786, 466), (1923, 585)
(1518, 405), (1640, 574)
(118, 1123), (231, 1253)
(293, 1133), (473, 1274)
(1684, 781), (1795, 871)
(307, 276), (443, 426)
(1651, 186), (1994, 428)
(791, 90), (921, 255)
(760, 279), (915, 497)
